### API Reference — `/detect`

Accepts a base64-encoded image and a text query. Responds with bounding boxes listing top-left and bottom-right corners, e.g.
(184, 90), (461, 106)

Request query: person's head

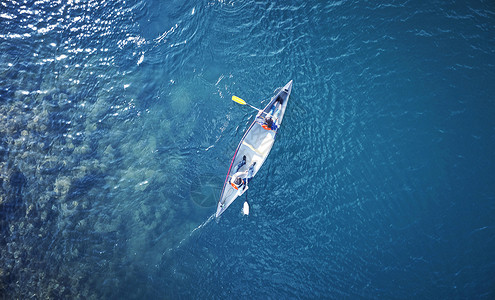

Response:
(265, 117), (273, 127)
(234, 177), (242, 185)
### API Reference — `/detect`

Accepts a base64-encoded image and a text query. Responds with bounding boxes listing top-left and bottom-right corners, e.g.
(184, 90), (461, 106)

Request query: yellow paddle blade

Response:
(232, 95), (247, 105)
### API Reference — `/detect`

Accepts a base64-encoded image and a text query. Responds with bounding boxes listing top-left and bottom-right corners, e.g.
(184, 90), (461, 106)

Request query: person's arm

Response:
(246, 164), (256, 186)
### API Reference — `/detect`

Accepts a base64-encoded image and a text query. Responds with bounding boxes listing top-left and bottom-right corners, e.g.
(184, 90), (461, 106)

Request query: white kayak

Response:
(216, 80), (293, 218)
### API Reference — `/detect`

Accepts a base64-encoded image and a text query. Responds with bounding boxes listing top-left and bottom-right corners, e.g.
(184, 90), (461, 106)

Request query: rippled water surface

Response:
(1, 0), (494, 298)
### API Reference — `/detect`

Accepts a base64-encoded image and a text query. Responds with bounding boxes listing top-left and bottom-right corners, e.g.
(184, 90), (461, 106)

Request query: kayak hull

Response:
(216, 80), (293, 218)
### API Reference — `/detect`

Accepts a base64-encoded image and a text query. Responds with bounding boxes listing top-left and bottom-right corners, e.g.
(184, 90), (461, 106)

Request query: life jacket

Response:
(262, 123), (271, 130)
(230, 177), (245, 190)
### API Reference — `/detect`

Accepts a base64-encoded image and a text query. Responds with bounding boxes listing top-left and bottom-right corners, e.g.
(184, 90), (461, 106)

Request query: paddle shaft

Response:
(250, 105), (280, 120)
(233, 96), (279, 120)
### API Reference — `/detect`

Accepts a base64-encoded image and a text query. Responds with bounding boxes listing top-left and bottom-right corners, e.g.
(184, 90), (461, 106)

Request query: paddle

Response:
(232, 96), (263, 112)
(232, 96), (277, 119)
(243, 190), (250, 216)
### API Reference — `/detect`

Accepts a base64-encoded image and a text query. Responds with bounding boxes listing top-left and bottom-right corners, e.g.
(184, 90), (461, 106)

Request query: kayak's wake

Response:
(189, 213), (215, 236)
(165, 213), (215, 254)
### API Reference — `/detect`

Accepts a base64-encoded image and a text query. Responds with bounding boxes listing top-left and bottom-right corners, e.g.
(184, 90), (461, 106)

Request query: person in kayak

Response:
(262, 117), (277, 131)
(230, 155), (256, 192)
(260, 96), (283, 131)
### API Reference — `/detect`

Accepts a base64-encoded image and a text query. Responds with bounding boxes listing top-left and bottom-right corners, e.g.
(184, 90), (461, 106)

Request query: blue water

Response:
(1, 0), (494, 298)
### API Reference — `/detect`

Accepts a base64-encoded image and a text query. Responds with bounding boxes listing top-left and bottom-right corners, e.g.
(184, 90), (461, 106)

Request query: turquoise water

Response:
(1, 0), (494, 298)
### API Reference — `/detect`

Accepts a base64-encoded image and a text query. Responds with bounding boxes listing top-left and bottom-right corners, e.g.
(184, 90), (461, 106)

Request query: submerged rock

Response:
(54, 176), (71, 199)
